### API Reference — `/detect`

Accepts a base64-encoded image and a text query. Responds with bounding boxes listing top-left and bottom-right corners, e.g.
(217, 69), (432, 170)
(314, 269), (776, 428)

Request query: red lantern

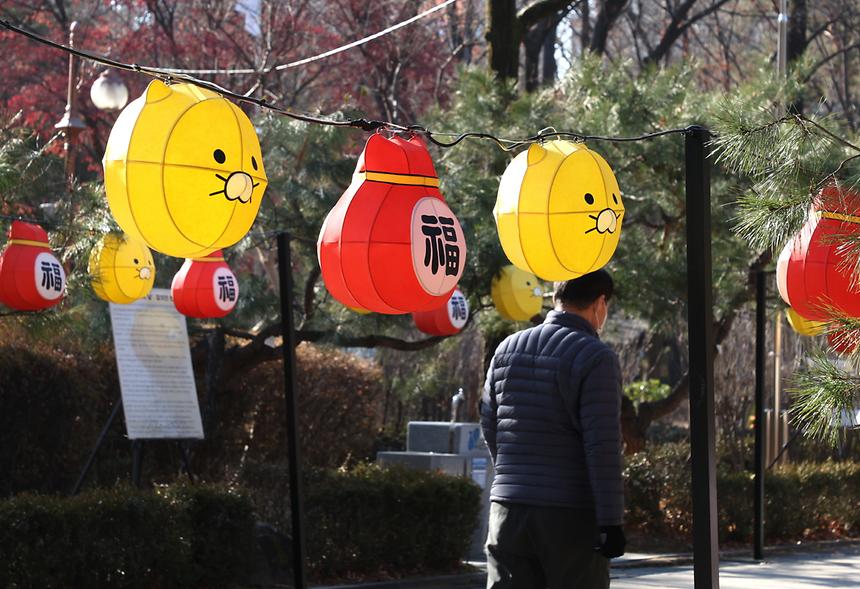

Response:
(318, 133), (467, 314)
(777, 185), (860, 321)
(171, 250), (238, 318)
(0, 221), (66, 311)
(412, 288), (469, 336)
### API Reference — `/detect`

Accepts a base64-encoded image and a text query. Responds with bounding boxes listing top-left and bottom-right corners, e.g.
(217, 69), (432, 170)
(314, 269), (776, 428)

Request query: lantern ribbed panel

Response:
(776, 186), (860, 321)
(104, 80), (268, 259)
(494, 141), (624, 281)
(171, 250), (238, 318)
(318, 134), (466, 314)
(490, 265), (542, 321)
(0, 221), (65, 311)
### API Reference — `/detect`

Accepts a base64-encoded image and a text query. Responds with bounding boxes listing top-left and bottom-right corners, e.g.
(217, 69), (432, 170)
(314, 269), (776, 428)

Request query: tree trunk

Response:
(588, 0), (628, 55)
(579, 0), (590, 50)
(486, 0), (521, 81)
(542, 19), (557, 85)
(524, 19), (550, 92)
(619, 250), (773, 453)
(787, 0), (807, 114)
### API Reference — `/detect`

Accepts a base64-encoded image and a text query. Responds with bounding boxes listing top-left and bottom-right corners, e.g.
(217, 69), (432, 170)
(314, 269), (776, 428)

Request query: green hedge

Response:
(242, 462), (482, 581)
(0, 484), (255, 589)
(624, 443), (860, 544)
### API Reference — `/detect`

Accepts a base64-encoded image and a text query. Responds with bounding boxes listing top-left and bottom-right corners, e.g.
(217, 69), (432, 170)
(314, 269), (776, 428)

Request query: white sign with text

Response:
(110, 288), (204, 440)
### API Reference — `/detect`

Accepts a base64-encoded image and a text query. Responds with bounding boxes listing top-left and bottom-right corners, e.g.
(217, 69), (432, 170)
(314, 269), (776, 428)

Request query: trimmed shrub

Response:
(210, 343), (384, 471)
(624, 443), (860, 545)
(241, 462), (482, 581)
(0, 484), (255, 589)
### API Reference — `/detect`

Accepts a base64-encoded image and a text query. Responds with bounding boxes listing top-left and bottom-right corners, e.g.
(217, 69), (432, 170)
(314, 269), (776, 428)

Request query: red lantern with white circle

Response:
(171, 250), (239, 318)
(318, 133), (467, 314)
(777, 185), (860, 321)
(0, 221), (66, 311)
(412, 288), (469, 336)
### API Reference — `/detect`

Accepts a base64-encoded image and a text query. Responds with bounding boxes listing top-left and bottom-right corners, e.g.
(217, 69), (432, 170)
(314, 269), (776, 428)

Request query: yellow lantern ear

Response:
(527, 143), (547, 166)
(145, 80), (173, 103)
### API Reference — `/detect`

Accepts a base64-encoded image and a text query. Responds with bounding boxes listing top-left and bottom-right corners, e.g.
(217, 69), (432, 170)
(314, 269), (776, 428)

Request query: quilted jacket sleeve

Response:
(579, 348), (625, 526)
(479, 356), (498, 463)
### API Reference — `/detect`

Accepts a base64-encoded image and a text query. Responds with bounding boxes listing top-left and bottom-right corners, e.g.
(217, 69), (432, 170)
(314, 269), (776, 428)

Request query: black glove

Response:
(595, 525), (626, 559)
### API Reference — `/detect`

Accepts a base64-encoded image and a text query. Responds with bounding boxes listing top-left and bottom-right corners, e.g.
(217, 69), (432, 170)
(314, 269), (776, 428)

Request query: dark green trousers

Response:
(485, 501), (609, 589)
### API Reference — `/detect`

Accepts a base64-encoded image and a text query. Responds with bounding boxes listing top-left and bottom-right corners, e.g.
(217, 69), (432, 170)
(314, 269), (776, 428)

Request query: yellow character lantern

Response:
(88, 232), (155, 304)
(103, 80), (267, 258)
(495, 140), (624, 280)
(785, 307), (827, 337)
(491, 265), (543, 321)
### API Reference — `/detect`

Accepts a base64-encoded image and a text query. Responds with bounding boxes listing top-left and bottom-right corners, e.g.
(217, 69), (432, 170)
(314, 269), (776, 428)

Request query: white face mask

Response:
(594, 298), (608, 335)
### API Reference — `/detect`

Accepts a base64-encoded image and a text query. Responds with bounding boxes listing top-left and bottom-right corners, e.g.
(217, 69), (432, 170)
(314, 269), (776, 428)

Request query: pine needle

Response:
(788, 353), (860, 445)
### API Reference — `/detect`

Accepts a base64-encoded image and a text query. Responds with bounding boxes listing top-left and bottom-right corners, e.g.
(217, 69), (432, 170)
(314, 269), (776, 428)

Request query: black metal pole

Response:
(684, 126), (719, 589)
(277, 231), (308, 589)
(754, 271), (766, 561)
(71, 395), (123, 495)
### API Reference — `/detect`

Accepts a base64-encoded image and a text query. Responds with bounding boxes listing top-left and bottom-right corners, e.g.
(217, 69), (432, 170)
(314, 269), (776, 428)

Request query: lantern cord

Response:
(155, 0), (458, 75)
(0, 18), (407, 134)
(0, 18), (699, 147)
(408, 126), (695, 152)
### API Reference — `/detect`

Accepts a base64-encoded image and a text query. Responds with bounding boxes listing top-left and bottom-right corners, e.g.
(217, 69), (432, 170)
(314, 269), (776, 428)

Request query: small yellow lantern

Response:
(88, 232), (155, 304)
(785, 307), (827, 337)
(494, 140), (624, 280)
(103, 80), (268, 259)
(491, 265), (543, 321)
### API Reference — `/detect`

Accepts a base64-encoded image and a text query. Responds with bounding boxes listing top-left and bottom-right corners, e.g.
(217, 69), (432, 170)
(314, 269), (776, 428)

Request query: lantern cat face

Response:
(495, 140), (624, 280)
(104, 80), (267, 259)
(89, 232), (155, 304)
(491, 265), (543, 321)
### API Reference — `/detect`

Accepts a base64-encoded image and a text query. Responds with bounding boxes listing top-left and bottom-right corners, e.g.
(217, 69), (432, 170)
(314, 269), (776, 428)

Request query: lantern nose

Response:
(595, 208), (618, 234)
(532, 287), (542, 297)
(224, 171), (254, 204)
(139, 266), (152, 280)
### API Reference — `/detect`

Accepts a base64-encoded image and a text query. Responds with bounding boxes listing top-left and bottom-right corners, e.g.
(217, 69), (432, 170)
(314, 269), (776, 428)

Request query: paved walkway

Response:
(314, 541), (860, 589)
(610, 543), (860, 588)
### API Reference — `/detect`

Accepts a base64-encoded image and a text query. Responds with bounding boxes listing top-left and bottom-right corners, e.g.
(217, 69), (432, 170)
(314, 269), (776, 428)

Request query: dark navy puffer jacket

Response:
(480, 310), (624, 526)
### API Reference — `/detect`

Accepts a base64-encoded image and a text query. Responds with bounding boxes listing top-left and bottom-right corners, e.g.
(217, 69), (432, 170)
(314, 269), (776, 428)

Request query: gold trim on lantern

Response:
(820, 211), (860, 224)
(7, 239), (50, 247)
(358, 170), (440, 188)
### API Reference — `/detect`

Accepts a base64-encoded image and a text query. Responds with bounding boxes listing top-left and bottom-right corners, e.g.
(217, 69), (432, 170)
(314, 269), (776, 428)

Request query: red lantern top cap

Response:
(7, 221), (49, 245)
(358, 134), (437, 179)
(195, 249), (225, 262)
(814, 184), (860, 216)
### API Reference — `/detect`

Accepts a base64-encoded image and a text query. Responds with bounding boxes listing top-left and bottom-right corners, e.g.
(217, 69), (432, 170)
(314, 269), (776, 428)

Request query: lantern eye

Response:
(584, 193), (595, 205)
(612, 193), (619, 205)
(526, 281), (532, 286)
(251, 156), (258, 171)
(133, 258), (139, 265)
(213, 149), (226, 164)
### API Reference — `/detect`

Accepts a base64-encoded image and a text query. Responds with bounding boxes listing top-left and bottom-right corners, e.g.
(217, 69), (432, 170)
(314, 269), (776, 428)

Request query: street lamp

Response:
(90, 69), (128, 111)
(54, 21), (86, 191)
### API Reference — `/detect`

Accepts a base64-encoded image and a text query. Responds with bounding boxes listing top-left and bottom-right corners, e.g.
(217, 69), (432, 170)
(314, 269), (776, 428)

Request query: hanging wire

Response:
(0, 18), (697, 149)
(157, 0), (458, 75)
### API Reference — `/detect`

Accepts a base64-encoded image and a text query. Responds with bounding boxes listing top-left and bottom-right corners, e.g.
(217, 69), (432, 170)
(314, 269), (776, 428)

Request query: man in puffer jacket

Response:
(480, 269), (625, 589)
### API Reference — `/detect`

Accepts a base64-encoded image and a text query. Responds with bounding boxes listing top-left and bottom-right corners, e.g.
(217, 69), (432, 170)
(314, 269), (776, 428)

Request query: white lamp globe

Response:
(90, 70), (129, 110)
